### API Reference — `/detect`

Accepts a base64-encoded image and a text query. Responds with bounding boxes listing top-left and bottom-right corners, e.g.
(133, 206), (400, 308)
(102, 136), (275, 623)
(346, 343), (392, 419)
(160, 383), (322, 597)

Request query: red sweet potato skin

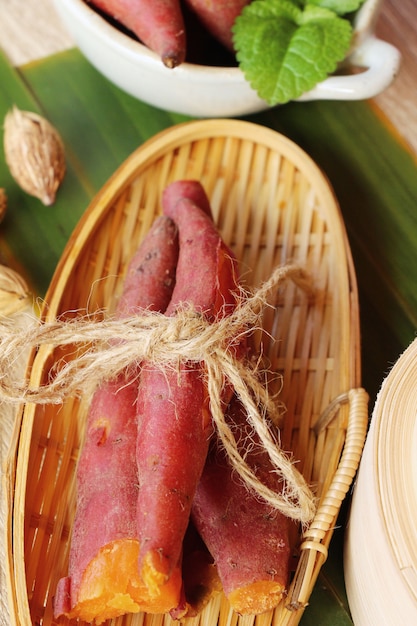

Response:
(136, 193), (240, 592)
(183, 0), (250, 51)
(164, 197), (239, 318)
(162, 179), (213, 219)
(115, 215), (178, 316)
(135, 364), (212, 583)
(191, 396), (292, 614)
(89, 0), (186, 67)
(60, 374), (140, 607)
(54, 216), (179, 618)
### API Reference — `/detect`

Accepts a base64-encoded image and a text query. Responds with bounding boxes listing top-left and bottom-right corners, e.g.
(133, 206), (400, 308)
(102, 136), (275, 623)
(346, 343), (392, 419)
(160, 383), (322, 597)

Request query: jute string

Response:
(0, 264), (316, 524)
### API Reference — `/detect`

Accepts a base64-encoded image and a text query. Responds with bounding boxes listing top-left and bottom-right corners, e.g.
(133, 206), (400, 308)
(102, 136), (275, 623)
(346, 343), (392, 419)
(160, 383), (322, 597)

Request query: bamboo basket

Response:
(6, 119), (368, 626)
(345, 337), (417, 624)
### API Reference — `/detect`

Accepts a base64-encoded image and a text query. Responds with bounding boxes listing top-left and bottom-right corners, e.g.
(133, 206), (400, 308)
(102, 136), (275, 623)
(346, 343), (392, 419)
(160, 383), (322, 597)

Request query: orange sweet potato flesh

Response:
(54, 540), (183, 623)
(54, 216), (180, 622)
(135, 187), (240, 601)
(89, 0), (186, 67)
(192, 395), (292, 615)
(183, 0), (250, 51)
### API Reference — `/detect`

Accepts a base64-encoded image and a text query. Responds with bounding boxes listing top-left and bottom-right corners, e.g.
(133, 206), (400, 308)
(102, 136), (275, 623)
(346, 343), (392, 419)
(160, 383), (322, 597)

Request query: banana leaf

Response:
(1, 45), (417, 624)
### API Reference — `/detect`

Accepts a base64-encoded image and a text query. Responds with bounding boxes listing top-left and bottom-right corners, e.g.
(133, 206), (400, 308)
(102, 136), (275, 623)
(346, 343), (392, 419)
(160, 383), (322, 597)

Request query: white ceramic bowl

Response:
(53, 0), (400, 118)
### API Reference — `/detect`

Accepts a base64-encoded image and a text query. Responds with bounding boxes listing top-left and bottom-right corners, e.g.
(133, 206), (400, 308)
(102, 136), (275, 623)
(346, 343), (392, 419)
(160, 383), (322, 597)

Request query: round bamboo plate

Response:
(7, 119), (368, 626)
(345, 337), (417, 624)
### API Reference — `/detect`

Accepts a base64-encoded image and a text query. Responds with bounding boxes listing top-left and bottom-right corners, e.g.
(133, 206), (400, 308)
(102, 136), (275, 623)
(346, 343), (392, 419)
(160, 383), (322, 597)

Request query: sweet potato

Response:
(192, 395), (292, 615)
(115, 215), (178, 315)
(161, 179), (213, 218)
(135, 365), (212, 599)
(54, 216), (180, 622)
(183, 0), (250, 51)
(164, 197), (239, 318)
(135, 190), (240, 599)
(89, 0), (186, 67)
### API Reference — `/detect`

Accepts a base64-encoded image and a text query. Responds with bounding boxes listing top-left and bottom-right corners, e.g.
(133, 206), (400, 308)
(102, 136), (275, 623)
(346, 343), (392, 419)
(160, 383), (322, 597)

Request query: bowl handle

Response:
(299, 36), (401, 102)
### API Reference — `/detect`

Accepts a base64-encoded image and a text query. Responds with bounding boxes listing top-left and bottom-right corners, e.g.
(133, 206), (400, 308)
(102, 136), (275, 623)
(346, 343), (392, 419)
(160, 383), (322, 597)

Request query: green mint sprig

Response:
(232, 0), (365, 105)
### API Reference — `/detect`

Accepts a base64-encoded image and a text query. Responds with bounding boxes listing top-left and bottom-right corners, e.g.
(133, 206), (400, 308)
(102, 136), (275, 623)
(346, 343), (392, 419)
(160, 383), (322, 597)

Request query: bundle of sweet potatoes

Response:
(53, 180), (293, 623)
(87, 0), (250, 67)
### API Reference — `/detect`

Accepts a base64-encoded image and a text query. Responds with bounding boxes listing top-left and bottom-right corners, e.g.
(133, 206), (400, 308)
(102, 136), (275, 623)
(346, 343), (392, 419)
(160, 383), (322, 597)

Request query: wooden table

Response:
(1, 2), (416, 625)
(374, 0), (417, 154)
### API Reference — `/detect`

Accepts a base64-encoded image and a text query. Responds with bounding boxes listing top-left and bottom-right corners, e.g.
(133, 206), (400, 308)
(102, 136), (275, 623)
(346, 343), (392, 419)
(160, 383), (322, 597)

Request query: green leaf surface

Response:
(0, 46), (416, 624)
(233, 0), (352, 104)
(307, 0), (365, 16)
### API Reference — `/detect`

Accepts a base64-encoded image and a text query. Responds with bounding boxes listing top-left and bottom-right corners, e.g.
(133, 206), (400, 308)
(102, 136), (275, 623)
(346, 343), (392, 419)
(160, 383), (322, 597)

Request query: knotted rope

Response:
(0, 264), (316, 524)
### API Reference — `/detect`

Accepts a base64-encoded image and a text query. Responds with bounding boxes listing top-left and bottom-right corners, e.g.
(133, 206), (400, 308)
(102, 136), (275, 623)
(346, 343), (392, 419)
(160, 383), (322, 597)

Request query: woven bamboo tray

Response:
(345, 337), (417, 624)
(6, 119), (368, 626)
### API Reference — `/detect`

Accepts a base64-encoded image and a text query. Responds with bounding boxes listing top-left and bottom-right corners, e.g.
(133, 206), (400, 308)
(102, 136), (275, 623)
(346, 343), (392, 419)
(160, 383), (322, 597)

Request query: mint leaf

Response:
(232, 0), (353, 105)
(306, 0), (366, 16)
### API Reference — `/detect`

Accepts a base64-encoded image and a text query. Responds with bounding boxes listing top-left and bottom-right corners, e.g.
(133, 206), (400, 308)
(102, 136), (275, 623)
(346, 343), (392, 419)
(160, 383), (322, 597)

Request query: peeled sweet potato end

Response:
(54, 539), (182, 622)
(227, 579), (287, 615)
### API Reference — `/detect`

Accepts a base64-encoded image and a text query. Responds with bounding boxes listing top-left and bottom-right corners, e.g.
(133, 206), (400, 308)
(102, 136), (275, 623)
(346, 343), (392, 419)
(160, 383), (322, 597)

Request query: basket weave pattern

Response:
(7, 120), (368, 626)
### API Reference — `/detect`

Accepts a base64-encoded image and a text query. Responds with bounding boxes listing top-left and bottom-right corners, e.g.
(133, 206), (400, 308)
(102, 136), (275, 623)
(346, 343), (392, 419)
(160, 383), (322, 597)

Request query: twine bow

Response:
(0, 264), (316, 524)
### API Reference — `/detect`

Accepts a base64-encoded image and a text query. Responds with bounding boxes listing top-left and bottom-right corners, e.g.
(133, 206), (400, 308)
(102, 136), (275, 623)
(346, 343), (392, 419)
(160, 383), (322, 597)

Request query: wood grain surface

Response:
(1, 0), (416, 153)
(374, 0), (417, 154)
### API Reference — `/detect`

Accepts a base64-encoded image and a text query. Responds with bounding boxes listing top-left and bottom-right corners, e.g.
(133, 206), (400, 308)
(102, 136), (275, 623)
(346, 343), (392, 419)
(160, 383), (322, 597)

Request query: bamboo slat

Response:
(6, 119), (368, 625)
